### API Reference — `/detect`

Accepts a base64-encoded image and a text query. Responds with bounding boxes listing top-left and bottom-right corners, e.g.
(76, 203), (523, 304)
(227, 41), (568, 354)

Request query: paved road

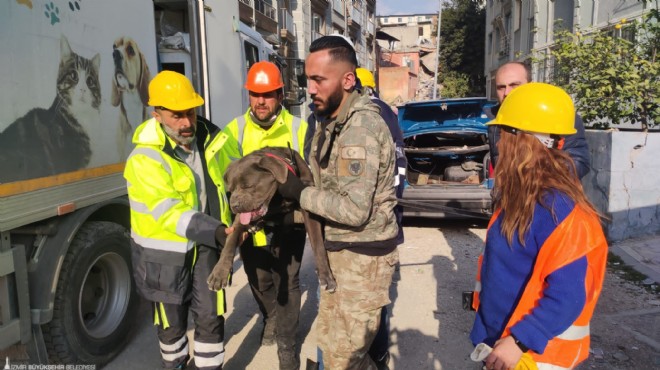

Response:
(104, 219), (489, 370)
(5, 219), (657, 369)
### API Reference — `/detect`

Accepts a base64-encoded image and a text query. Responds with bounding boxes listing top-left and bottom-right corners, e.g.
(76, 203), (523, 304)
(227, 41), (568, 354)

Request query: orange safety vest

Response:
(473, 206), (608, 369)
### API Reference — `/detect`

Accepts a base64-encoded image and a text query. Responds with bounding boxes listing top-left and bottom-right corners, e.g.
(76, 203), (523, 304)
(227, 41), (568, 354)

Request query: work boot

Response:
(277, 342), (300, 370)
(261, 317), (276, 346)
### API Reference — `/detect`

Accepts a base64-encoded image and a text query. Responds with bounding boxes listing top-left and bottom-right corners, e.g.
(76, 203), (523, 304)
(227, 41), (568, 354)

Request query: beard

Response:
(313, 88), (344, 118)
(163, 123), (196, 146)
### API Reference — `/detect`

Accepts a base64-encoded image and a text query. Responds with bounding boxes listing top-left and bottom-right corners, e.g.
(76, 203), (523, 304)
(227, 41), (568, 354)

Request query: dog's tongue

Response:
(239, 212), (252, 225)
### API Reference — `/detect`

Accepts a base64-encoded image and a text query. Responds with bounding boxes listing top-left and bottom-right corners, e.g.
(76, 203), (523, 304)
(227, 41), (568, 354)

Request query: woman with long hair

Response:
(470, 83), (608, 370)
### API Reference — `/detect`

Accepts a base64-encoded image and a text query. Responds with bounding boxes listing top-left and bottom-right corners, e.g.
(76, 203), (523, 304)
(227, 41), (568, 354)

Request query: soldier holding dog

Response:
(278, 35), (399, 369)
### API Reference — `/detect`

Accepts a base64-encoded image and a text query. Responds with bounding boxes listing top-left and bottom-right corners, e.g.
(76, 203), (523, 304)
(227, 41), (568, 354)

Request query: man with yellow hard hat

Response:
(221, 61), (309, 370)
(124, 70), (236, 370)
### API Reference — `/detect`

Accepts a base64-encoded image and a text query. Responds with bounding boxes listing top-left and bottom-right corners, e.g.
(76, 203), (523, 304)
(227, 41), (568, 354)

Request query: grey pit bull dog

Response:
(207, 146), (337, 293)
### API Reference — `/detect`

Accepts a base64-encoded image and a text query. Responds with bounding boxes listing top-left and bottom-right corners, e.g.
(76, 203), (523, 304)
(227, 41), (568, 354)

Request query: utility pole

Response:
(433, 1), (442, 100)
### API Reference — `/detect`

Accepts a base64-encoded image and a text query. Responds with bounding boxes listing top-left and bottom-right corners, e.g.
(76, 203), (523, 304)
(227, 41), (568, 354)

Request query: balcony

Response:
(332, 0), (344, 16)
(239, 0), (278, 34)
(367, 20), (375, 35)
(350, 6), (362, 28)
(279, 8), (295, 41)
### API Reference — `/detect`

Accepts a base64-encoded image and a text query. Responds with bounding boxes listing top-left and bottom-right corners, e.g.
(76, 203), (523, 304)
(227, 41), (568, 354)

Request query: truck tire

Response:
(42, 221), (138, 365)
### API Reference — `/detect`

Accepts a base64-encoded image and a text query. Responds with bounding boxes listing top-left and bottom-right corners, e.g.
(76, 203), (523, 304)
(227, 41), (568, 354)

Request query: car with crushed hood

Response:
(397, 97), (496, 219)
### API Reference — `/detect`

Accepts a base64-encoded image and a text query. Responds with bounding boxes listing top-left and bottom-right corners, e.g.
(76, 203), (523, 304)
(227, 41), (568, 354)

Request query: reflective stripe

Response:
(536, 362), (571, 370)
(194, 351), (225, 367)
(160, 334), (187, 352)
(129, 198), (151, 214)
(129, 197), (183, 222)
(290, 116), (301, 153)
(556, 324), (589, 341)
(398, 167), (406, 175)
(237, 115), (246, 157)
(128, 147), (172, 175)
(176, 210), (196, 236)
(131, 233), (192, 253)
(153, 198), (183, 221)
(194, 341), (224, 353)
(474, 281), (481, 292)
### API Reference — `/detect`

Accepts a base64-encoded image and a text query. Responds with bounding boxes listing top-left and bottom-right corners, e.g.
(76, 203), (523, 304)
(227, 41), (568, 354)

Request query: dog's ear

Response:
(223, 161), (241, 192)
(258, 155), (289, 184)
(111, 73), (120, 107)
(138, 51), (151, 106)
(291, 150), (314, 186)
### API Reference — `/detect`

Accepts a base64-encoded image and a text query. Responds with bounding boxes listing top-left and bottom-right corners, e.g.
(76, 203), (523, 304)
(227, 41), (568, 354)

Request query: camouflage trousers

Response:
(317, 248), (399, 370)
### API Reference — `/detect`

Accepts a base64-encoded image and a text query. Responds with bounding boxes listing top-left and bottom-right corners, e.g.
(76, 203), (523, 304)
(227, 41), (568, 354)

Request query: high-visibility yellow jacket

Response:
(222, 108), (308, 162)
(124, 117), (232, 304)
(222, 108), (308, 246)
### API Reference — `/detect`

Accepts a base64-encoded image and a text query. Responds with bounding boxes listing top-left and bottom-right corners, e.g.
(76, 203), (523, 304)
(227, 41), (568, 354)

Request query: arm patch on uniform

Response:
(338, 146), (366, 177)
(341, 146), (366, 159)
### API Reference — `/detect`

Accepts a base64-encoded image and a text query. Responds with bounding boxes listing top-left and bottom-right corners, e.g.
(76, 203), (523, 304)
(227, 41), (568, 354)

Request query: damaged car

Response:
(397, 98), (496, 219)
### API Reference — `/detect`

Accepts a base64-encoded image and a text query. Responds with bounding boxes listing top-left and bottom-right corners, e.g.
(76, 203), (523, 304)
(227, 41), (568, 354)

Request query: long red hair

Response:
(492, 129), (599, 246)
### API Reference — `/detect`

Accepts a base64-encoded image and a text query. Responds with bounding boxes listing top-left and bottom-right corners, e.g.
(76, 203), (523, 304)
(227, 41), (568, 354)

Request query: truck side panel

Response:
(0, 0), (158, 226)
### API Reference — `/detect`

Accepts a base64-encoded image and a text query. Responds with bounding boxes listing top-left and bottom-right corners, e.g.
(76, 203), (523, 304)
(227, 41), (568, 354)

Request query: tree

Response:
(548, 14), (659, 130)
(438, 0), (486, 96)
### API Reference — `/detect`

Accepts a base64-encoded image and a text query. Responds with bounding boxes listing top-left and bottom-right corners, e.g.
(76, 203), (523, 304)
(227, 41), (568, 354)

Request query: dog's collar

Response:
(264, 152), (297, 176)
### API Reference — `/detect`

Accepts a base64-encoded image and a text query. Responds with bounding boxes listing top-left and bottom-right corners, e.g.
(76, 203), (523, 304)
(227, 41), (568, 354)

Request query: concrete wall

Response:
(583, 130), (660, 242)
(379, 67), (416, 105)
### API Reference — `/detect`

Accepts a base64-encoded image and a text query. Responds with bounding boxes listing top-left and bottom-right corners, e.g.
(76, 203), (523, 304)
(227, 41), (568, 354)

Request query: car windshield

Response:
(401, 102), (485, 123)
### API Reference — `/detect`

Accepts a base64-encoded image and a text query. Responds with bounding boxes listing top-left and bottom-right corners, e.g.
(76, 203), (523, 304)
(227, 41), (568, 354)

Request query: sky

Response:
(377, 0), (441, 16)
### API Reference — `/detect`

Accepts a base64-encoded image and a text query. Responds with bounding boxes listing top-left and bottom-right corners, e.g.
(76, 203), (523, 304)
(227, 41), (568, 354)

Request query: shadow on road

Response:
(387, 217), (487, 370)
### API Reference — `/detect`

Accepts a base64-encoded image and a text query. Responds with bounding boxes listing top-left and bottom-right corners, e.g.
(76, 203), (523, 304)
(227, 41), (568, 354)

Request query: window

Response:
(515, 0), (522, 31)
(382, 18), (388, 23)
(243, 41), (259, 74)
(419, 26), (424, 36)
(398, 17), (402, 23)
(505, 12), (511, 34)
(312, 14), (322, 33)
(488, 32), (493, 54)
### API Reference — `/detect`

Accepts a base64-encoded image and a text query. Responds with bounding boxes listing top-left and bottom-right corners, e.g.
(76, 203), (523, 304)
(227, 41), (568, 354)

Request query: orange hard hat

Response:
(245, 61), (284, 93)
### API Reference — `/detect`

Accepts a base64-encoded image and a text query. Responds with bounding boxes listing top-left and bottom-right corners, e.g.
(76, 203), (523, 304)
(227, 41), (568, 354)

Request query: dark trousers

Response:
(156, 245), (225, 370)
(239, 226), (306, 348)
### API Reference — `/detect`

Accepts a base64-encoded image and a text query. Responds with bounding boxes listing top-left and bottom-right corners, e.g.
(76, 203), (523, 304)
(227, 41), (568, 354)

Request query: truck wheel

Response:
(42, 221), (139, 365)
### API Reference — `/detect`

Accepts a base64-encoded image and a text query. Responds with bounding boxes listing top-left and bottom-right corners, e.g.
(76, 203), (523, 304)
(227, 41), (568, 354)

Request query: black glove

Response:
(215, 225), (228, 248)
(277, 171), (307, 203)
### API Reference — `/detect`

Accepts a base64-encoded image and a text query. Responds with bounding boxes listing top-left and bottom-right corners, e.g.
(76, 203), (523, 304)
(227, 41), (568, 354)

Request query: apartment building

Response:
(375, 13), (439, 104)
(484, 0), (650, 99)
(293, 0), (378, 116)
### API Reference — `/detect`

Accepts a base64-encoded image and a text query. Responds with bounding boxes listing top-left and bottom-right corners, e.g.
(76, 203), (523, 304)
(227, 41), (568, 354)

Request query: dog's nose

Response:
(113, 49), (122, 64)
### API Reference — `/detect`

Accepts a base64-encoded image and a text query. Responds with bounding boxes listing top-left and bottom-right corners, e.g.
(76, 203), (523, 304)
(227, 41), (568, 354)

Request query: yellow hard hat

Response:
(148, 70), (204, 111)
(356, 67), (376, 88)
(488, 82), (576, 135)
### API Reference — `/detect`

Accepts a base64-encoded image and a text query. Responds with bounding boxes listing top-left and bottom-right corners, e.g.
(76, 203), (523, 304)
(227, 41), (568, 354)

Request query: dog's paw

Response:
(207, 272), (228, 291)
(319, 276), (337, 293)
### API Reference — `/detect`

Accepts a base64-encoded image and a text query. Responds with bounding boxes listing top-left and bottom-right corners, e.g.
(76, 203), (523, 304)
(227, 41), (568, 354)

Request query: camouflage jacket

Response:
(300, 91), (398, 253)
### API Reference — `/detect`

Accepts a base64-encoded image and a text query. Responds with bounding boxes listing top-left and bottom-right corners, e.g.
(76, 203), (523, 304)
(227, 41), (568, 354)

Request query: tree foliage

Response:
(547, 13), (659, 130)
(440, 71), (471, 98)
(438, 0), (486, 96)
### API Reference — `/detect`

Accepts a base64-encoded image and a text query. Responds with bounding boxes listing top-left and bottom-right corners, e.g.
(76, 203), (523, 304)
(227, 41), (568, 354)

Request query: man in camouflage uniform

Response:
(278, 35), (399, 369)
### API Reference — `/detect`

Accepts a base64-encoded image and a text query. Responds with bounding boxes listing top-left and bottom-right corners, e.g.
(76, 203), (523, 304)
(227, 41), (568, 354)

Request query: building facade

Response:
(375, 13), (439, 104)
(484, 0), (649, 99)
(237, 0), (378, 118)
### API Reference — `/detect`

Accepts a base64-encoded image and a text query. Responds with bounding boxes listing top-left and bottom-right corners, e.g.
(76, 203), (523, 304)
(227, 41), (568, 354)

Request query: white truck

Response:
(0, 0), (302, 365)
